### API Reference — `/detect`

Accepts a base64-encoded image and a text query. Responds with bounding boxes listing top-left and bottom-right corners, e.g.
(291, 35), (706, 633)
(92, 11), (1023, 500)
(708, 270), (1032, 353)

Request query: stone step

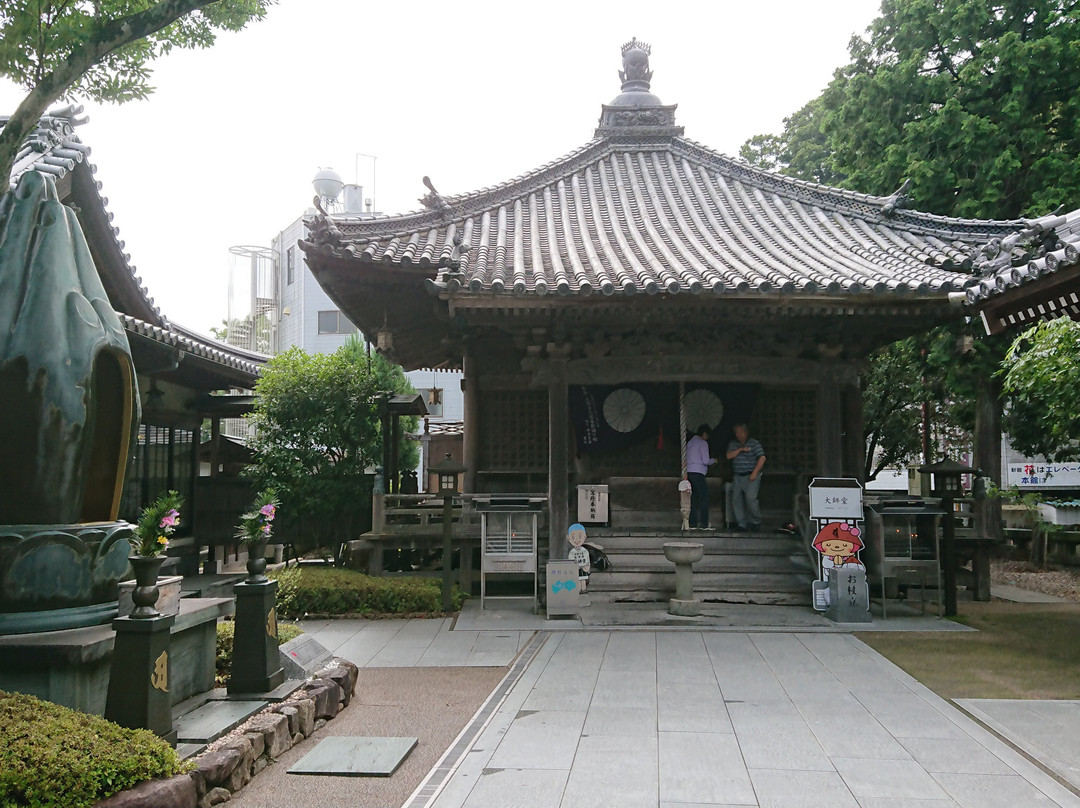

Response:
(607, 510), (791, 532)
(591, 589), (812, 606)
(590, 535), (803, 555)
(586, 570), (812, 603)
(603, 553), (812, 574)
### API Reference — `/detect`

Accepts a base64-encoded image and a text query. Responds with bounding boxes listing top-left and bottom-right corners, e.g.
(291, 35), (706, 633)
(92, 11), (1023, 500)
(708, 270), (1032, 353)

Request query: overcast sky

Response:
(0, 0), (882, 337)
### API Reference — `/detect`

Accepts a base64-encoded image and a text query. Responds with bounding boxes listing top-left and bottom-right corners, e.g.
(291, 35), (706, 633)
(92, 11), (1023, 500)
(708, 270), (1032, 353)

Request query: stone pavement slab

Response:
(215, 611), (1080, 808)
(453, 597), (975, 633)
(287, 735), (417, 776)
(991, 584), (1070, 603)
(957, 699), (1080, 792)
(423, 631), (1080, 808)
(173, 698), (267, 744)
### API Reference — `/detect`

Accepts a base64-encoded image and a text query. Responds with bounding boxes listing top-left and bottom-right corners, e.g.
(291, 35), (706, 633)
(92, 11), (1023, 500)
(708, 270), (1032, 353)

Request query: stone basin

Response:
(662, 541), (704, 565)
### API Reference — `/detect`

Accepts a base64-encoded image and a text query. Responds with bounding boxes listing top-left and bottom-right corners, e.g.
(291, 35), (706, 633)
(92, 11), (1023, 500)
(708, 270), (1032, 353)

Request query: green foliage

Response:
(340, 335), (420, 475)
(739, 97), (847, 186)
(744, 0), (1080, 220)
(0, 2), (272, 103)
(234, 488), (279, 547)
(215, 618), (304, 685)
(743, 1), (1080, 478)
(861, 327), (993, 479)
(244, 344), (417, 556)
(132, 489), (182, 556)
(1000, 319), (1080, 460)
(0, 690), (186, 808)
(268, 566), (465, 618)
(0, 2), (272, 189)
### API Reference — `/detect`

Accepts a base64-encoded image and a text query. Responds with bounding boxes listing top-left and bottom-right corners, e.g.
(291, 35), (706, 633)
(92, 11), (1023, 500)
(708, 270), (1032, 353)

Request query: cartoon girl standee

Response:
(812, 521), (865, 578)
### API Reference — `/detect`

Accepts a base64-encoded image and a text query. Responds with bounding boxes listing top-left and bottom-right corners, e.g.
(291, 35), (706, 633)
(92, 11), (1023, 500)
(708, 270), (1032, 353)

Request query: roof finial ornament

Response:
(419, 175), (450, 213)
(619, 38), (653, 91)
(597, 38), (683, 136)
(880, 179), (912, 217)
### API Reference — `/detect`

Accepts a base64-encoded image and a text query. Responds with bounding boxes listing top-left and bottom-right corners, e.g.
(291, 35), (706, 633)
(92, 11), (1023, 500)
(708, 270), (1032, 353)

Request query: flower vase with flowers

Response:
(128, 490), (183, 618)
(235, 489), (279, 583)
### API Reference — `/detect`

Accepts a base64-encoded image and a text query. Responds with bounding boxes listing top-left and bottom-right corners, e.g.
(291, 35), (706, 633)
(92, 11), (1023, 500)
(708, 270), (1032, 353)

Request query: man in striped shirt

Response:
(726, 423), (766, 532)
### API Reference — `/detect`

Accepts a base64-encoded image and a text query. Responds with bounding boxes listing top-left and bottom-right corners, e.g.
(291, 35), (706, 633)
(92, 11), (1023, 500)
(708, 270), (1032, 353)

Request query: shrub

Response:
(0, 691), (185, 808)
(215, 620), (305, 686)
(268, 566), (465, 618)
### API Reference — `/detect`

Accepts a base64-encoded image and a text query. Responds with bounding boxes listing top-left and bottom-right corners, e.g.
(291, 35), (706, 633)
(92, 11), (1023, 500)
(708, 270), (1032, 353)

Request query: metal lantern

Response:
(430, 453), (467, 495)
(918, 459), (976, 498)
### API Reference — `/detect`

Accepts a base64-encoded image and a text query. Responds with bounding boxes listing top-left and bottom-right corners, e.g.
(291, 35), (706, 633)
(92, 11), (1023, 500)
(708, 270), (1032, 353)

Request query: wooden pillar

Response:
(380, 396), (392, 492)
(462, 354), (479, 494)
(817, 370), (843, 476)
(390, 415), (400, 494)
(548, 359), (569, 562)
(209, 417), (221, 478)
(974, 375), (1003, 542)
(841, 383), (865, 482)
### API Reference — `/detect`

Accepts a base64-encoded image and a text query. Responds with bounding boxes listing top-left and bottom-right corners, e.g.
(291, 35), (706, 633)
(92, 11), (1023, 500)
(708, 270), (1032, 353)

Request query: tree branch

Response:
(1, 0), (220, 190)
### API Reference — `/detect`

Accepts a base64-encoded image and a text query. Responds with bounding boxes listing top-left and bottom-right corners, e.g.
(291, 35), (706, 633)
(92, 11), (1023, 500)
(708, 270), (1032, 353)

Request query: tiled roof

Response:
(959, 209), (1080, 305)
(303, 38), (1080, 308)
(121, 315), (265, 380)
(2, 105), (166, 325)
(306, 136), (1035, 300)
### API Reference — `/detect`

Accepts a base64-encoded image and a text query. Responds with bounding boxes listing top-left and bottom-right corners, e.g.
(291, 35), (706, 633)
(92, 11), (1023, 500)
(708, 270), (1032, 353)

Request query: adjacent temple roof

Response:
(304, 39), (1077, 308)
(957, 209), (1080, 334)
(2, 106), (265, 389)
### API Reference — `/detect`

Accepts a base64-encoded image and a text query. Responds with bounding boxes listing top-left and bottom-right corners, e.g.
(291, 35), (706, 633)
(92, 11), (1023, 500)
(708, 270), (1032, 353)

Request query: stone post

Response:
(105, 614), (177, 744)
(228, 581), (284, 694)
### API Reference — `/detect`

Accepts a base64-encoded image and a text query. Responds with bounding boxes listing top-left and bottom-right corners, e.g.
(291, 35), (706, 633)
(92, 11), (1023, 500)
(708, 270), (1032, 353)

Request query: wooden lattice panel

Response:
(753, 389), (818, 473)
(480, 390), (549, 471)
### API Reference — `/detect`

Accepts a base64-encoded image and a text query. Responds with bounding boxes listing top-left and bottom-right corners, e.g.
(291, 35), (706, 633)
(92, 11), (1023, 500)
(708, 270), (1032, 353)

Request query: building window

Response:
(286, 246), (295, 285)
(318, 310), (356, 334)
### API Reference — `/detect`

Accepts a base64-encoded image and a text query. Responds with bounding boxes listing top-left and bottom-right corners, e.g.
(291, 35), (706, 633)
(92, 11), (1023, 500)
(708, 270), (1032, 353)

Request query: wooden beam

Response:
(547, 359), (569, 566)
(524, 354), (860, 387)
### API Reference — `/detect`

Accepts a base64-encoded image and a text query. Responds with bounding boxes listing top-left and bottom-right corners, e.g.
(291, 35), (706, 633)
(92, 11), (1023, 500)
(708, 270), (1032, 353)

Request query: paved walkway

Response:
(276, 604), (1080, 808)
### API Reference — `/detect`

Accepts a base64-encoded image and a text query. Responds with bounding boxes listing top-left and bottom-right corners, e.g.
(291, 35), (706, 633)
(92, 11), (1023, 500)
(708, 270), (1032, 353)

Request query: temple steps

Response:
(582, 529), (814, 606)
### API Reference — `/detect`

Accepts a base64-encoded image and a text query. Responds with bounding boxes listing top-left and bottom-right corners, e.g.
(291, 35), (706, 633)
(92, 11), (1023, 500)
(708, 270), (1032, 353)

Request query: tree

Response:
(244, 344), (418, 557)
(742, 0), (1080, 524)
(340, 334), (420, 476)
(0, 1), (272, 190)
(1000, 318), (1080, 461)
(744, 0), (1080, 220)
(862, 331), (980, 480)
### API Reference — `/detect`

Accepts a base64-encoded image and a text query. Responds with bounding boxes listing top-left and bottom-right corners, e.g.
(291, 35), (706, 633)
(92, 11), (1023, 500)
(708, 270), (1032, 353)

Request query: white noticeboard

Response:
(1007, 460), (1080, 489)
(808, 477), (864, 520)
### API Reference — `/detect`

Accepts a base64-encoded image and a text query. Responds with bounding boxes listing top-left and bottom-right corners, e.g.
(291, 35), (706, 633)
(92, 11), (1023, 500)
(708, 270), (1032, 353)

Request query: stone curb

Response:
(92, 659), (359, 808)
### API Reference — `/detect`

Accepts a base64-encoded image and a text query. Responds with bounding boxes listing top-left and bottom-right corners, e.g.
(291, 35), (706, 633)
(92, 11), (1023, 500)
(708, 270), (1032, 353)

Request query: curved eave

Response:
(122, 315), (264, 391)
(301, 243), (458, 371)
(961, 209), (1080, 334)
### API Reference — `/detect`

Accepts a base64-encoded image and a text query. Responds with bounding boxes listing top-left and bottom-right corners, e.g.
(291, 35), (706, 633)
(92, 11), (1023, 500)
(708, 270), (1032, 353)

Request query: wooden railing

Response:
(357, 493), (548, 587)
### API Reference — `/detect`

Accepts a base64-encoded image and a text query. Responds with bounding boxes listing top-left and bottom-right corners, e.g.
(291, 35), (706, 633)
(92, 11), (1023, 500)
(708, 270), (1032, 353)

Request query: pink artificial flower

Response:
(160, 509), (180, 530)
(260, 503), (276, 520)
(262, 523), (272, 536)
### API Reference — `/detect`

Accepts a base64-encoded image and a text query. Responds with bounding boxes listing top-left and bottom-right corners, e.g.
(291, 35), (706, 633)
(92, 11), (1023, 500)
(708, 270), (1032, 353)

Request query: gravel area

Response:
(226, 665), (508, 808)
(991, 559), (1080, 601)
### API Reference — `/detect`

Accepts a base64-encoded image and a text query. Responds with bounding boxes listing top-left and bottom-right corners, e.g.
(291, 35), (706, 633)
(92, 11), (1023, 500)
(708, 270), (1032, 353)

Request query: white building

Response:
(231, 183), (464, 490)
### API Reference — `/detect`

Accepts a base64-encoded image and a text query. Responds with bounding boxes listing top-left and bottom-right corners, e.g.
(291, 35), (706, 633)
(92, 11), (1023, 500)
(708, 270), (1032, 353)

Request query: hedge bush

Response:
(270, 566), (465, 618)
(0, 691), (185, 808)
(215, 620), (305, 685)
